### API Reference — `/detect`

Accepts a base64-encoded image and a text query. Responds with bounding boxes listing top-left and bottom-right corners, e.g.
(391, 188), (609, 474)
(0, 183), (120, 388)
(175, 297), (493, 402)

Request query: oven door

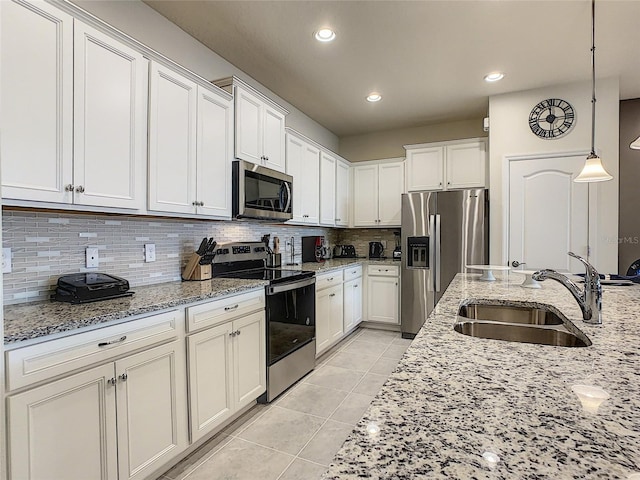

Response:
(265, 277), (315, 365)
(233, 160), (292, 221)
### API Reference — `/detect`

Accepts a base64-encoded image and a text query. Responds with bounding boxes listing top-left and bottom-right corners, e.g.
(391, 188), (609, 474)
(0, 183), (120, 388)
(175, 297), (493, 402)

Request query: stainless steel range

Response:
(212, 242), (316, 402)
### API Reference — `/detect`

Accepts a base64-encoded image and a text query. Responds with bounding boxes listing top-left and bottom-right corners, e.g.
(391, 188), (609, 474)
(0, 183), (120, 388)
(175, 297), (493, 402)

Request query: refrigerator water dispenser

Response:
(407, 237), (429, 268)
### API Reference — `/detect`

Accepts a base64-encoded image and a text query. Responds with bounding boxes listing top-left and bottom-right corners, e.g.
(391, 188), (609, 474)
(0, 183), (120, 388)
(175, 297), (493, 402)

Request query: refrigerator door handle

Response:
(435, 214), (441, 292)
(429, 215), (436, 274)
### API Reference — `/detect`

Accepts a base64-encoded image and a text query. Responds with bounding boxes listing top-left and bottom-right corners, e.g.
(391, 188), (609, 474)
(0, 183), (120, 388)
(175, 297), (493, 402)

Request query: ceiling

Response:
(143, 0), (640, 137)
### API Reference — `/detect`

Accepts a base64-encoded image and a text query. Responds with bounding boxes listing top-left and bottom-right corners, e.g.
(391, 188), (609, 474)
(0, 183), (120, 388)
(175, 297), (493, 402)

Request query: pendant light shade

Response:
(575, 0), (613, 183)
(631, 136), (640, 150)
(574, 153), (613, 182)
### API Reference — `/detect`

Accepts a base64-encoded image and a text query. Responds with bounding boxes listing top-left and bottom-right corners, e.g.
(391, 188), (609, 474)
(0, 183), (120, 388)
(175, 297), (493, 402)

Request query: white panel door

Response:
(197, 86), (233, 218)
(367, 276), (399, 324)
(262, 105), (286, 172)
(187, 322), (234, 443)
(328, 284), (344, 343)
(1, 0), (73, 203)
(343, 277), (362, 333)
(315, 288), (331, 356)
(235, 87), (262, 164)
(319, 151), (337, 226)
(509, 155), (588, 272)
(446, 140), (486, 189)
(74, 21), (147, 210)
(378, 162), (405, 226)
(148, 62), (197, 214)
(233, 311), (267, 409)
(286, 134), (305, 223)
(301, 143), (320, 224)
(115, 341), (187, 480)
(353, 165), (379, 227)
(7, 363), (118, 480)
(406, 147), (443, 191)
(335, 160), (350, 227)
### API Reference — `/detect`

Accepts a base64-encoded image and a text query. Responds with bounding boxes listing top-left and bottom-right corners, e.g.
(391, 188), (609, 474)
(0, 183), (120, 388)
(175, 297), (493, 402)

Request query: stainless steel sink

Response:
(454, 299), (592, 347)
(458, 301), (564, 325)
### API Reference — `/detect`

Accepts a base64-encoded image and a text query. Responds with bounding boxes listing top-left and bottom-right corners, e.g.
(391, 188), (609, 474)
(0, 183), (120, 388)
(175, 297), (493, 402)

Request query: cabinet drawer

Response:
(186, 289), (265, 333)
(343, 265), (363, 282)
(367, 265), (399, 277)
(6, 310), (180, 391)
(316, 270), (344, 290)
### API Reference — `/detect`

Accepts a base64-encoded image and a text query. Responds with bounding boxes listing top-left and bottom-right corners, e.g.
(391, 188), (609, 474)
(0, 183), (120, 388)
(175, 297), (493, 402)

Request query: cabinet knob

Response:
(447, 181), (451, 185)
(107, 377), (117, 386)
(119, 373), (128, 382)
(192, 201), (198, 206)
(229, 331), (236, 337)
(329, 293), (336, 297)
(75, 185), (85, 194)
(199, 201), (205, 206)
(65, 184), (75, 192)
(224, 304), (239, 311)
(235, 329), (241, 336)
(336, 218), (341, 221)
(354, 284), (358, 288)
(439, 182), (442, 186)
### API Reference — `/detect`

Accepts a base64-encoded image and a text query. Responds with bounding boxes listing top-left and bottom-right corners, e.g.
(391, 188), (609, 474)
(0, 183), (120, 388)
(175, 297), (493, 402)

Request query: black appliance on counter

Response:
(333, 245), (357, 258)
(212, 242), (316, 403)
(302, 236), (325, 263)
(369, 241), (385, 259)
(52, 273), (133, 304)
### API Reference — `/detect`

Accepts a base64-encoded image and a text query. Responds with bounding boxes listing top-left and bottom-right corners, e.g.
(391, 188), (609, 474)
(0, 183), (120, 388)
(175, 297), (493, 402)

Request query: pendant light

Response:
(574, 0), (613, 183)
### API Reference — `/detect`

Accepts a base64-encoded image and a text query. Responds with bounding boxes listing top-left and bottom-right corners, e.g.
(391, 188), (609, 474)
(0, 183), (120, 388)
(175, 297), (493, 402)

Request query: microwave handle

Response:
(280, 181), (291, 213)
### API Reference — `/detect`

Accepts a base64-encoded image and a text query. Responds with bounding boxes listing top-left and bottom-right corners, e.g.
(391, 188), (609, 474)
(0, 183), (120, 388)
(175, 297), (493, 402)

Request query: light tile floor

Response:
(157, 327), (412, 480)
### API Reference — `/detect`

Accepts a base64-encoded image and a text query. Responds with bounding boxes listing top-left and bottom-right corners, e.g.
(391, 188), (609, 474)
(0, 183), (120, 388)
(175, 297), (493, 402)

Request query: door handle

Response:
(512, 260), (526, 268)
(98, 335), (127, 347)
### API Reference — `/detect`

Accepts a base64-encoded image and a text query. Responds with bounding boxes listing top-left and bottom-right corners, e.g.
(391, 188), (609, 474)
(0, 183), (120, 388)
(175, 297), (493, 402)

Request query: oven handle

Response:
(267, 276), (315, 295)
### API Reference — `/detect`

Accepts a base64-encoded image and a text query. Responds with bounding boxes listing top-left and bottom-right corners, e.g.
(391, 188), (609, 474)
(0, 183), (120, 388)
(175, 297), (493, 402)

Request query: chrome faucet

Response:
(532, 252), (603, 325)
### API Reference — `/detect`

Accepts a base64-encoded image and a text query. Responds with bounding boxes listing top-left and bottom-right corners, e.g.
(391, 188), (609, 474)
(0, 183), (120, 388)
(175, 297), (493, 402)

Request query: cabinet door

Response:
(187, 322), (234, 443)
(378, 162), (405, 226)
(73, 21), (147, 210)
(406, 147), (444, 191)
(315, 287), (331, 356)
(335, 159), (350, 227)
(301, 142), (320, 224)
(343, 277), (362, 333)
(328, 284), (344, 343)
(197, 86), (233, 218)
(115, 341), (187, 480)
(352, 165), (379, 227)
(319, 151), (337, 226)
(233, 311), (267, 409)
(235, 86), (262, 164)
(1, 0), (73, 203)
(262, 105), (286, 172)
(7, 363), (118, 480)
(148, 62), (198, 214)
(366, 275), (399, 324)
(445, 140), (486, 189)
(286, 134), (305, 224)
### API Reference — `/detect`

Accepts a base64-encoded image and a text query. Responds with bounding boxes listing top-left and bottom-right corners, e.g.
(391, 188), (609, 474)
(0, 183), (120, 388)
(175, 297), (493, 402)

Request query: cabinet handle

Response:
(119, 373), (128, 382)
(328, 277), (334, 281)
(75, 185), (85, 194)
(329, 293), (336, 297)
(192, 201), (198, 206)
(107, 377), (117, 386)
(65, 184), (75, 192)
(98, 335), (127, 347)
(235, 329), (241, 336)
(224, 304), (239, 311)
(336, 218), (341, 221)
(354, 284), (359, 288)
(395, 283), (398, 286)
(229, 331), (236, 337)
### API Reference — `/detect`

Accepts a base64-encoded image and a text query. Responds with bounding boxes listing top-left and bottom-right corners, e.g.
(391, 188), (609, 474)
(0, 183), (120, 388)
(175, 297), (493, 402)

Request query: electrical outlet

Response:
(2, 248), (12, 273)
(86, 247), (99, 268)
(145, 243), (156, 262)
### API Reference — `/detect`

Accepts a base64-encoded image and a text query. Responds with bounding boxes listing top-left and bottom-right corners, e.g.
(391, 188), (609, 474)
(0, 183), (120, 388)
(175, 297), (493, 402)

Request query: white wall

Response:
(71, 0), (339, 152)
(488, 78), (619, 272)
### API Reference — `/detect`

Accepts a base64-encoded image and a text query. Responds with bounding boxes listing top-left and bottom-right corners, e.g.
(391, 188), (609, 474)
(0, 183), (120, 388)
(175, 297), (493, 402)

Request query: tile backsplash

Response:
(2, 209), (337, 305)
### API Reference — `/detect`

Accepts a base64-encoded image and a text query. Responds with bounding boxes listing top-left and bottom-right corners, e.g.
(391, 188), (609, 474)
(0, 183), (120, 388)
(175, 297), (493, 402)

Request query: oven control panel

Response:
(213, 242), (268, 264)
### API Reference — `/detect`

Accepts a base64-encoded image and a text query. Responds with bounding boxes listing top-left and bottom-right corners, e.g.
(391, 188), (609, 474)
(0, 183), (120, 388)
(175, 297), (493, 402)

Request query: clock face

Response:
(528, 98), (575, 139)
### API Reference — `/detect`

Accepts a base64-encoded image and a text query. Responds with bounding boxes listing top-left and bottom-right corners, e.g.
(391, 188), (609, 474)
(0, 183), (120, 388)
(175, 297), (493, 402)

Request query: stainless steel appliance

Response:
(369, 241), (384, 259)
(302, 236), (325, 263)
(401, 189), (488, 338)
(232, 160), (292, 221)
(212, 242), (316, 402)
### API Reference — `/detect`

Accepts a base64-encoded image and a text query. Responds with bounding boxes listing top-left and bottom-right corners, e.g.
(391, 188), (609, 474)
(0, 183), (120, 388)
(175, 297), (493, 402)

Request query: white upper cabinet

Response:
(319, 151), (337, 226)
(335, 159), (350, 227)
(214, 77), (288, 173)
(353, 160), (405, 227)
(286, 131), (319, 225)
(73, 21), (147, 210)
(1, 1), (147, 210)
(405, 138), (487, 192)
(149, 62), (233, 218)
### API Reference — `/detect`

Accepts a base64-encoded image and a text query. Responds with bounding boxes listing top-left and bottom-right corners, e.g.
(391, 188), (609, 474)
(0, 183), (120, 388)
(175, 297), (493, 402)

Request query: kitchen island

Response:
(324, 272), (640, 479)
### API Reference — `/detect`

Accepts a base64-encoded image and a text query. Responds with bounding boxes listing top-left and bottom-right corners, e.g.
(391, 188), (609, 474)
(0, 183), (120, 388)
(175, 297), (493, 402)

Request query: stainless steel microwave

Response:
(232, 160), (293, 221)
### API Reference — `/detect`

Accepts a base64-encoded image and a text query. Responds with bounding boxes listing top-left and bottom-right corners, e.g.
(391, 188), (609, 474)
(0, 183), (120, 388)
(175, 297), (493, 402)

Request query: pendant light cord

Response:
(590, 0), (596, 156)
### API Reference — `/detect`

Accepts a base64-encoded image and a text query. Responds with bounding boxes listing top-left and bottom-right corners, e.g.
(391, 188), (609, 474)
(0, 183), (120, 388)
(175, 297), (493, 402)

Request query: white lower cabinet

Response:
(7, 339), (187, 480)
(366, 265), (400, 324)
(186, 308), (266, 443)
(343, 277), (363, 333)
(315, 271), (344, 357)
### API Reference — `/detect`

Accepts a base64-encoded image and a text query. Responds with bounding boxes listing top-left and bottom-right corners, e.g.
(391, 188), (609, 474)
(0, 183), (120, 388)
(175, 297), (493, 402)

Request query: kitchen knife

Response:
(196, 237), (208, 256)
(199, 240), (217, 265)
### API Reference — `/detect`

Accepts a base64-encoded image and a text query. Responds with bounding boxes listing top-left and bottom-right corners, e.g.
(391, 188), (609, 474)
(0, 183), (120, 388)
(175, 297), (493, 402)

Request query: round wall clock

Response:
(528, 98), (575, 139)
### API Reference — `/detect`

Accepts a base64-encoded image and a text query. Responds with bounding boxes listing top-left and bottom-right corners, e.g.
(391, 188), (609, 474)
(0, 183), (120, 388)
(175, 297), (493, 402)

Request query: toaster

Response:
(333, 245), (356, 258)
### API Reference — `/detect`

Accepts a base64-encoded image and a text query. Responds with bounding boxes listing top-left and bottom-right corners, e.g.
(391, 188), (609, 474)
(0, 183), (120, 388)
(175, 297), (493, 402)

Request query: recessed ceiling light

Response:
(315, 28), (336, 42)
(484, 72), (505, 83)
(366, 93), (382, 102)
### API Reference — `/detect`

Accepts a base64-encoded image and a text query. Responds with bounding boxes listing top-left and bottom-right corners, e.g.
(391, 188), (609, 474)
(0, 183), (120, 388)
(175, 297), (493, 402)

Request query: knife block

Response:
(182, 253), (212, 281)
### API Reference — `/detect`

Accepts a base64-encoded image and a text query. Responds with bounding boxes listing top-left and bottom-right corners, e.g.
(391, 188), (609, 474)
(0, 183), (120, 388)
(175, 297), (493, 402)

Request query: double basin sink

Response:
(454, 300), (592, 347)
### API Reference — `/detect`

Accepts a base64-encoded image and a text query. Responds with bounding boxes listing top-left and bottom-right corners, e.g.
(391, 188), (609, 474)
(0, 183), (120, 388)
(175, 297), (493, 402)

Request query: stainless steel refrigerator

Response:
(401, 189), (488, 338)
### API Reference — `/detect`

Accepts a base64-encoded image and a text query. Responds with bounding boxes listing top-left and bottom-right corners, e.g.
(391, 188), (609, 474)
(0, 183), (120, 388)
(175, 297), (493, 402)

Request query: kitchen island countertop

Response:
(325, 272), (640, 479)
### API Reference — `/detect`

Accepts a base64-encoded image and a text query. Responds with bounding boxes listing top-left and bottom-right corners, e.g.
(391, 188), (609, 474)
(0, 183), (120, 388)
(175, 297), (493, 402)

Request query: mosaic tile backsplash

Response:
(1, 209), (339, 305)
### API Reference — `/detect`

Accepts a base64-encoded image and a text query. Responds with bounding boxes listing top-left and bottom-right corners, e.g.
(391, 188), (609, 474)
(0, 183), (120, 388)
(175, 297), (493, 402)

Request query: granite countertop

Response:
(3, 278), (268, 345)
(297, 258), (400, 274)
(325, 272), (640, 479)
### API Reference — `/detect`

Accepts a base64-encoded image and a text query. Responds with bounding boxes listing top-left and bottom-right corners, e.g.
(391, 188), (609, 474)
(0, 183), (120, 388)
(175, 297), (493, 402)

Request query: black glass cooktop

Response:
(217, 268), (314, 284)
